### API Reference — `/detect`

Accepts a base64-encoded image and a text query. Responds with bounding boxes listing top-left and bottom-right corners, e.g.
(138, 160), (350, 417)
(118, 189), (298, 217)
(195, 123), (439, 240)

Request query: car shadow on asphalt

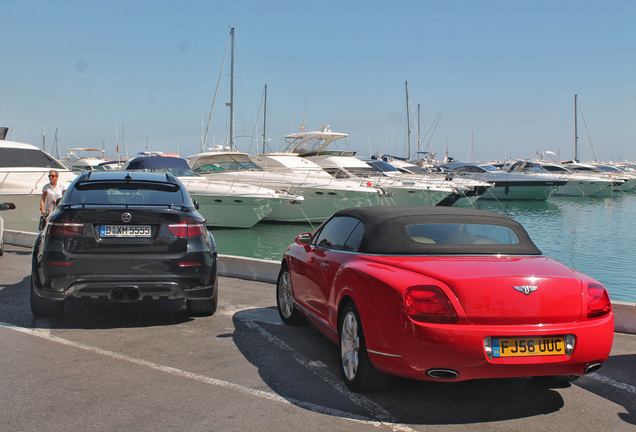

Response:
(0, 275), (192, 330)
(574, 352), (636, 426)
(231, 307), (568, 425)
(49, 298), (193, 329)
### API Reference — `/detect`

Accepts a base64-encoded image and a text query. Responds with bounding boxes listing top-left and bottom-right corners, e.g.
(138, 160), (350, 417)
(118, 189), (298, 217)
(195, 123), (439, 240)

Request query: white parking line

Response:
(0, 320), (413, 431)
(588, 372), (636, 393)
(241, 319), (398, 422)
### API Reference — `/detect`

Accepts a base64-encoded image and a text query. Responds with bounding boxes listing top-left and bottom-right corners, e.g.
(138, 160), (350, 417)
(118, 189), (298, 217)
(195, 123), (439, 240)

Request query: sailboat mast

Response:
(417, 103), (422, 154)
(54, 128), (60, 159)
(405, 81), (411, 158)
(229, 27), (235, 151)
(263, 84), (267, 154)
(574, 94), (578, 162)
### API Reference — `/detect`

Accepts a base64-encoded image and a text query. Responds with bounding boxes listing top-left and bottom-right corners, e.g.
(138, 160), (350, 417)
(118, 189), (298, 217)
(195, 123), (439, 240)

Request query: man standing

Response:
(39, 170), (66, 229)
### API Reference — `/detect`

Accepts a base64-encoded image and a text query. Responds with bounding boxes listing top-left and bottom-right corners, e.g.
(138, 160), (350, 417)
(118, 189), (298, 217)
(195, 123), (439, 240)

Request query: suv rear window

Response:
(68, 181), (184, 205)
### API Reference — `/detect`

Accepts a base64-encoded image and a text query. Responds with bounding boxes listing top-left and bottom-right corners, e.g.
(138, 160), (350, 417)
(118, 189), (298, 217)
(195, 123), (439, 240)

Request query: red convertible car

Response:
(276, 206), (614, 391)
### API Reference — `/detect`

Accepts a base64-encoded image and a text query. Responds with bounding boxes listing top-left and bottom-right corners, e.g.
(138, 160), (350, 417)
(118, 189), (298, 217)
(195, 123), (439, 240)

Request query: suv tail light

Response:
(168, 216), (206, 238)
(586, 284), (612, 318)
(48, 215), (86, 237)
(405, 285), (458, 323)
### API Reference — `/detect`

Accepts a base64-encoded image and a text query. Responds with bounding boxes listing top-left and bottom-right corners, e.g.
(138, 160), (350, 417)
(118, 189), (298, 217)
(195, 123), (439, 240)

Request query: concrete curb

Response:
(217, 254), (280, 284)
(613, 301), (636, 334)
(4, 230), (38, 249)
(6, 229), (635, 334)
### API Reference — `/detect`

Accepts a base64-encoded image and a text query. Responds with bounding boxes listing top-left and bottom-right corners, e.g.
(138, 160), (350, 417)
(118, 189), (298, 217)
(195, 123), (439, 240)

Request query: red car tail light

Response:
(586, 283), (612, 318)
(168, 216), (206, 238)
(405, 285), (458, 323)
(48, 216), (86, 237)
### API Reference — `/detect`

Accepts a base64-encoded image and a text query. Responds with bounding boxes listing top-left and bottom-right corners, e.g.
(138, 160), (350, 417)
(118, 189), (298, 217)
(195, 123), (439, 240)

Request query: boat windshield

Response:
(367, 161), (400, 173)
(566, 165), (596, 172)
(507, 161), (549, 174)
(289, 137), (327, 154)
(594, 165), (621, 173)
(480, 164), (503, 172)
(191, 154), (263, 173)
(138, 168), (198, 177)
(541, 164), (570, 173)
(0, 148), (66, 169)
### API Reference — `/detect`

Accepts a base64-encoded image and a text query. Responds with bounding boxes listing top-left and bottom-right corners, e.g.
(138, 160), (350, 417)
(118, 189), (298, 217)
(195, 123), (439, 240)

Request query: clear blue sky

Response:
(3, 0), (635, 162)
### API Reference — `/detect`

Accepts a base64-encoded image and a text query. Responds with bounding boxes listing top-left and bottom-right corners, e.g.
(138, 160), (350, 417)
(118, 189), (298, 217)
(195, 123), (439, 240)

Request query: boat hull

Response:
(374, 186), (453, 207)
(479, 183), (562, 200)
(0, 170), (77, 233)
(191, 194), (286, 228)
(264, 189), (378, 223)
(0, 192), (42, 232)
(555, 180), (613, 197)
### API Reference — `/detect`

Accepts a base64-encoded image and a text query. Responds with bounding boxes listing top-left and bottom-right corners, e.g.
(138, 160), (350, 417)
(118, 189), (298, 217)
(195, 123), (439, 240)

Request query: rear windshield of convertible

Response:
(406, 223), (520, 245)
(68, 181), (184, 205)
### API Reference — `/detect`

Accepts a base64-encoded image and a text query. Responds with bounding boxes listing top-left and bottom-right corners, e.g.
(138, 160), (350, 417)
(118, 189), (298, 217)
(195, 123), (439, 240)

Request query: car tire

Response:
(339, 302), (391, 392)
(30, 274), (64, 316)
(187, 281), (218, 317)
(532, 375), (579, 385)
(276, 265), (302, 325)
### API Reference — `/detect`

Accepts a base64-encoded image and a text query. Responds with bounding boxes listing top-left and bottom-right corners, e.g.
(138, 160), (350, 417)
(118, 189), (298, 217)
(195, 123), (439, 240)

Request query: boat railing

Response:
(0, 171), (50, 194)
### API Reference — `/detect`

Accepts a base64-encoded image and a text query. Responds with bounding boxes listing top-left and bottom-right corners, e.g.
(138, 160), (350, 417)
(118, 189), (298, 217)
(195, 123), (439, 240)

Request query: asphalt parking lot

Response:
(1, 244), (634, 431)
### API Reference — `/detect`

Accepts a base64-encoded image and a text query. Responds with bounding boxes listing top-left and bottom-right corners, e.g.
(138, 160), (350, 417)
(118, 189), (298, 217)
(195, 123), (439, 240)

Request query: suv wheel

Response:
(186, 278), (218, 316)
(30, 274), (64, 316)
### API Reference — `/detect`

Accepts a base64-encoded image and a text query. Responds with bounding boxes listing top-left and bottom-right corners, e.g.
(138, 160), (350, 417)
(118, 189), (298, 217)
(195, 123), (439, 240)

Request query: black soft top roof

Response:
(331, 206), (542, 255)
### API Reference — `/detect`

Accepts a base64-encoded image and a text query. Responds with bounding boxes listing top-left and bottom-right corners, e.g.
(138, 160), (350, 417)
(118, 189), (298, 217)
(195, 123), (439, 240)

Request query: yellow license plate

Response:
(492, 336), (565, 358)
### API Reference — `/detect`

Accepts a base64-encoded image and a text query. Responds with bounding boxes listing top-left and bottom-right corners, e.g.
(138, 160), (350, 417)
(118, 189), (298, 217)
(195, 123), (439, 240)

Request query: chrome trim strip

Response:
(367, 349), (402, 358)
(294, 302), (338, 335)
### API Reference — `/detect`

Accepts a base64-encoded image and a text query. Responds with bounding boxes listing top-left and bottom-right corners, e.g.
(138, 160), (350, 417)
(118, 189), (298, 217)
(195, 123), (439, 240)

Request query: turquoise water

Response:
(209, 193), (636, 303)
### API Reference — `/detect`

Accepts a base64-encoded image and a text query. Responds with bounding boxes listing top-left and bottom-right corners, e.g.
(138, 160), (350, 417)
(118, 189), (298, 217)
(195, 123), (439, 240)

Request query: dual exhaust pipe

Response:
(584, 362), (603, 374)
(426, 368), (459, 380)
(110, 287), (141, 301)
(425, 362), (603, 380)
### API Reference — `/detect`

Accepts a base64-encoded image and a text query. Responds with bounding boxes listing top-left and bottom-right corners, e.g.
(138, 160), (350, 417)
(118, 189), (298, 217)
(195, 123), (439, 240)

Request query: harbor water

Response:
(209, 192), (636, 303)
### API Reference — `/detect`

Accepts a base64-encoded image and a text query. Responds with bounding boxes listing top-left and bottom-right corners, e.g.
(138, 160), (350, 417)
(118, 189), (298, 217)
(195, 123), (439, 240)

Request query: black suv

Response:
(31, 171), (218, 317)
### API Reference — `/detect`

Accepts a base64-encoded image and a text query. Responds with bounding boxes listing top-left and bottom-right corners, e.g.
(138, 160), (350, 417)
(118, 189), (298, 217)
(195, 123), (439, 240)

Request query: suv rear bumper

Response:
(32, 275), (216, 302)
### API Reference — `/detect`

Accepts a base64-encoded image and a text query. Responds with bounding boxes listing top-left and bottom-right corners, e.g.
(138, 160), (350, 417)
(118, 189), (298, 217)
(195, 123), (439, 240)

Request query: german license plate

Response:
(100, 225), (151, 238)
(492, 336), (565, 358)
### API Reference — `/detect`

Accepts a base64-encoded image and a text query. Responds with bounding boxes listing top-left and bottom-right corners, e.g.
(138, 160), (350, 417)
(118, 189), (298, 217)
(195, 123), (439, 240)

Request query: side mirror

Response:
(295, 232), (312, 246)
(192, 199), (200, 210)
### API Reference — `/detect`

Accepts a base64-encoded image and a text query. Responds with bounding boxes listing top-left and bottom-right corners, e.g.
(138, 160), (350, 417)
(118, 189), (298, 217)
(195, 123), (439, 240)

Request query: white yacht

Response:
(589, 162), (635, 191)
(280, 126), (457, 207)
(123, 155), (302, 228)
(441, 161), (567, 200)
(0, 140), (77, 232)
(64, 148), (110, 172)
(186, 148), (381, 223)
(561, 161), (633, 192)
(369, 158), (491, 207)
(528, 161), (616, 197)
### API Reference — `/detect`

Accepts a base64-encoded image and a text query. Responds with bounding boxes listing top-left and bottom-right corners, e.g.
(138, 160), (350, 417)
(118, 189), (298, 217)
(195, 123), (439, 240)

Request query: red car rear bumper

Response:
(362, 307), (614, 382)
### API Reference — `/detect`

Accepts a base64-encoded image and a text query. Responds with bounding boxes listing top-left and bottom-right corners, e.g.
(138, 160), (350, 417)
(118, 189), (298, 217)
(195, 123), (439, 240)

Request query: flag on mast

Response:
(115, 125), (119, 153)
